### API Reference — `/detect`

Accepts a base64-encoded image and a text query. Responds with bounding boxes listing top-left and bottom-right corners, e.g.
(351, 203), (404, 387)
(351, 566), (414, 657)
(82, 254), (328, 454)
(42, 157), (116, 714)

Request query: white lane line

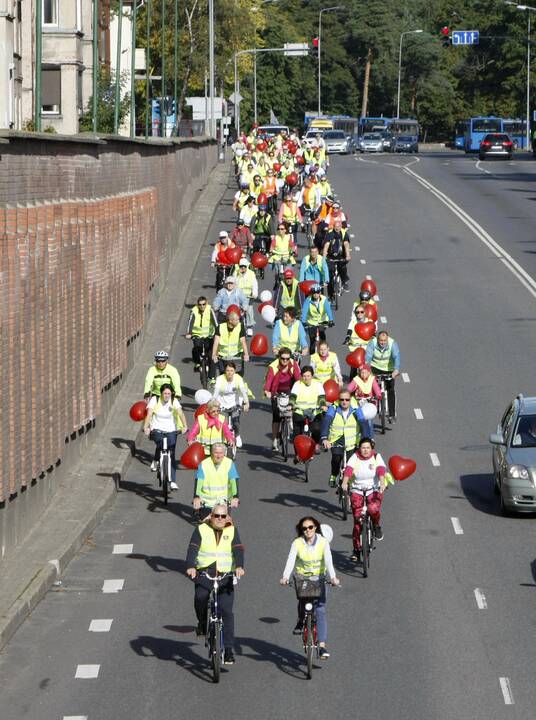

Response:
(402, 372), (410, 383)
(350, 233), (355, 239)
(360, 259), (367, 264)
(354, 245), (360, 251)
(430, 453), (440, 466)
(499, 677), (515, 705)
(365, 274), (372, 279)
(75, 665), (100, 679)
(474, 588), (487, 609)
(380, 315), (387, 323)
(89, 619), (113, 632)
(475, 159), (491, 176)
(403, 165), (536, 300)
(373, 294), (380, 301)
(102, 579), (124, 594)
(63, 717), (88, 720)
(112, 544), (133, 555)
(414, 408), (424, 420)
(451, 517), (464, 535)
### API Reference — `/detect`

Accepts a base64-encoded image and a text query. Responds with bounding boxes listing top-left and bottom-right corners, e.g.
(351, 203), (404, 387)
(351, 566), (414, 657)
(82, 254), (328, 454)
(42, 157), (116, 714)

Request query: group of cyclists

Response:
(141, 125), (403, 667)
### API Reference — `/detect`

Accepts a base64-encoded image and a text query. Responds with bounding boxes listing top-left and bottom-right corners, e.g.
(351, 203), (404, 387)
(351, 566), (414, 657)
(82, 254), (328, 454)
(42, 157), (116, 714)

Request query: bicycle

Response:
(376, 373), (393, 435)
(354, 488), (376, 578)
(152, 432), (172, 505)
(328, 260), (344, 312)
(336, 448), (351, 521)
(201, 571), (234, 683)
(290, 576), (322, 678)
(276, 393), (293, 462)
(223, 405), (242, 460)
(194, 338), (212, 390)
(302, 210), (315, 248)
(305, 321), (330, 354)
(271, 254), (295, 290)
(251, 235), (270, 279)
(302, 415), (313, 483)
(215, 263), (232, 291)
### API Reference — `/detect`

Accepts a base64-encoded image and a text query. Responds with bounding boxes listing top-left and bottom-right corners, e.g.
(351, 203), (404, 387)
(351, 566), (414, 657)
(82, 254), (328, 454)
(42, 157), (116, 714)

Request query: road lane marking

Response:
(75, 665), (100, 679)
(365, 274), (372, 279)
(360, 259), (367, 264)
(112, 544), (133, 555)
(89, 619), (113, 632)
(430, 453), (440, 466)
(474, 589), (487, 609)
(350, 233), (355, 239)
(403, 165), (536, 300)
(414, 408), (423, 419)
(475, 159), (491, 176)
(63, 717), (88, 720)
(380, 315), (387, 323)
(402, 373), (410, 383)
(102, 579), (124, 594)
(499, 677), (514, 705)
(354, 245), (360, 251)
(451, 517), (464, 535)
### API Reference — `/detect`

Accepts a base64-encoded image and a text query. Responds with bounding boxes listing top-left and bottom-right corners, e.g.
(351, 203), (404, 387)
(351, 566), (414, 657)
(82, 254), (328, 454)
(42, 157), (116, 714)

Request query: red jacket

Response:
(264, 360), (301, 394)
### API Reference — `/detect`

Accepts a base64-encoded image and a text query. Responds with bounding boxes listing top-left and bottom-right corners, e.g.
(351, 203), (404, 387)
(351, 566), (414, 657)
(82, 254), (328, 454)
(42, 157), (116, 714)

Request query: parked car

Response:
(394, 135), (419, 153)
(489, 394), (536, 515)
(359, 132), (384, 153)
(479, 133), (513, 160)
(323, 130), (350, 154)
(302, 129), (325, 148)
(380, 131), (396, 152)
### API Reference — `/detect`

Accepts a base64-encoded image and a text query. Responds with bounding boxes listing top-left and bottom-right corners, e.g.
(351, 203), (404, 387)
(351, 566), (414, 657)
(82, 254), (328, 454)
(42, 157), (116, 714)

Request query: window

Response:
(43, 0), (58, 26)
(41, 68), (61, 114)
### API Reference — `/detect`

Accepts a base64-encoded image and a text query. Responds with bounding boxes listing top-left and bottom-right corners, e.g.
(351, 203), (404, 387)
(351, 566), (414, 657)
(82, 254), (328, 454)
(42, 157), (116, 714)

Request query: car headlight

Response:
(508, 464), (529, 480)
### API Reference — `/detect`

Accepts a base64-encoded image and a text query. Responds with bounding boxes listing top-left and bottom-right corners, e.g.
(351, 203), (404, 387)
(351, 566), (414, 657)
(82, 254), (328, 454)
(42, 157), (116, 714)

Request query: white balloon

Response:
(261, 305), (276, 323)
(194, 388), (212, 405)
(320, 524), (333, 543)
(361, 402), (377, 420)
(259, 290), (273, 303)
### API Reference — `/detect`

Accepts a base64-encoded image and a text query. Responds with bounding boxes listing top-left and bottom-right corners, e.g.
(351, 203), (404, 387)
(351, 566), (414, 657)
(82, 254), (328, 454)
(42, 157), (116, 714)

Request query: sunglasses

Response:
(212, 513), (228, 519)
(278, 226), (286, 230)
(198, 303), (207, 307)
(280, 357), (290, 361)
(302, 525), (315, 531)
(356, 311), (365, 315)
(340, 398), (351, 402)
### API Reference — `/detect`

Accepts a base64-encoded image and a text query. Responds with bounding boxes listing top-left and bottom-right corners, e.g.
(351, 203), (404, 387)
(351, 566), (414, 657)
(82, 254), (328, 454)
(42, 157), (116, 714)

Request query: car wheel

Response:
(499, 492), (511, 517)
(493, 472), (500, 495)
(479, 154), (485, 161)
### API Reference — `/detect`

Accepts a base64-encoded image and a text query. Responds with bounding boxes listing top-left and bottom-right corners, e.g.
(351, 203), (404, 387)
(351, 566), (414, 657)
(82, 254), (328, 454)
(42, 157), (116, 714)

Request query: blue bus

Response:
(502, 118), (528, 149)
(453, 119), (469, 149)
(464, 116), (503, 152)
(331, 115), (359, 136)
(358, 117), (391, 135)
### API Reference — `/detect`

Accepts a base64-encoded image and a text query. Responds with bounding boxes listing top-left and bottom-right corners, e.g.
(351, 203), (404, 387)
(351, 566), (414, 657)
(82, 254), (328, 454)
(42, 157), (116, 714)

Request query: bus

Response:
(358, 117), (391, 135)
(464, 116), (503, 152)
(390, 118), (419, 137)
(452, 119), (469, 149)
(502, 118), (528, 149)
(309, 117), (334, 131)
(330, 115), (359, 137)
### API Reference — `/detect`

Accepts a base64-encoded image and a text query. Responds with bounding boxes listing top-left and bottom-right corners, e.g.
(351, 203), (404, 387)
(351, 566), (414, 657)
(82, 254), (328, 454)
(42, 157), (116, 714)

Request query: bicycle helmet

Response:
(359, 289), (371, 302)
(240, 181), (249, 189)
(154, 350), (169, 361)
(311, 284), (322, 294)
(258, 204), (268, 211)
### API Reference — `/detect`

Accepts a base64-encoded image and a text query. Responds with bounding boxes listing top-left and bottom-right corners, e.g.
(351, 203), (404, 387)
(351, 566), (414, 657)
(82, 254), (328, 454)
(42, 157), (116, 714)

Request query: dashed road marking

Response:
(350, 234), (355, 239)
(75, 665), (100, 679)
(430, 453), (440, 467)
(89, 619), (113, 632)
(113, 544), (133, 555)
(380, 315), (387, 323)
(365, 274), (372, 279)
(360, 259), (367, 264)
(499, 677), (514, 705)
(354, 245), (360, 251)
(414, 408), (423, 420)
(401, 373), (410, 383)
(474, 588), (487, 609)
(451, 517), (464, 535)
(63, 716), (88, 720)
(475, 159), (491, 176)
(373, 294), (380, 301)
(102, 579), (124, 594)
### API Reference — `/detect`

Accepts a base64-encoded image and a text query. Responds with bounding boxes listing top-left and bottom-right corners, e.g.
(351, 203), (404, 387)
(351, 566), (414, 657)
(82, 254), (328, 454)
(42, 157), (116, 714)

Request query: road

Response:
(1, 150), (536, 720)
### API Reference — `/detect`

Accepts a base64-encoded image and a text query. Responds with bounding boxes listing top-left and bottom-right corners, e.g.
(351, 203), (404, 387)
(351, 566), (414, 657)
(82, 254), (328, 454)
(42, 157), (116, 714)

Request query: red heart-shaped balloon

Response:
(225, 246), (242, 265)
(250, 333), (268, 356)
(323, 379), (340, 403)
(129, 401), (147, 422)
(294, 435), (316, 462)
(356, 321), (376, 341)
(346, 348), (365, 368)
(251, 252), (268, 269)
(299, 280), (317, 297)
(180, 442), (206, 470)
(364, 304), (378, 322)
(388, 455), (417, 481)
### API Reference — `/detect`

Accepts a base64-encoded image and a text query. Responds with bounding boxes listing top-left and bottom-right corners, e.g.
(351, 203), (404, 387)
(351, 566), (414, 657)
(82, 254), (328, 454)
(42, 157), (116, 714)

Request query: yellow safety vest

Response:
(328, 408), (360, 450)
(271, 233), (293, 260)
(191, 305), (214, 339)
(152, 399), (184, 431)
(293, 535), (327, 576)
(234, 269), (256, 298)
(371, 338), (395, 372)
(354, 375), (374, 396)
(281, 279), (299, 307)
(197, 413), (227, 450)
(348, 324), (371, 351)
(307, 297), (329, 325)
(197, 457), (234, 507)
(196, 523), (236, 572)
(218, 323), (243, 358)
(277, 320), (300, 351)
(281, 202), (298, 222)
(293, 381), (323, 415)
(311, 351), (337, 382)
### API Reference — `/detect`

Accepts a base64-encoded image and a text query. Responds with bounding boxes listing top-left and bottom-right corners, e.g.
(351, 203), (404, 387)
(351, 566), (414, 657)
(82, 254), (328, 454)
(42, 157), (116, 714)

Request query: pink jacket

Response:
(186, 412), (235, 444)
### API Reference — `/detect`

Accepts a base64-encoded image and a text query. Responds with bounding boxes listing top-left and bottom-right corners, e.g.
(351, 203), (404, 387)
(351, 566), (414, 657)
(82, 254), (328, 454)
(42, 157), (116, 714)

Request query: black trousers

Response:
(194, 578), (235, 648)
(293, 413), (322, 444)
(330, 445), (358, 476)
(306, 325), (327, 354)
(327, 259), (349, 297)
(371, 367), (396, 417)
(191, 336), (213, 365)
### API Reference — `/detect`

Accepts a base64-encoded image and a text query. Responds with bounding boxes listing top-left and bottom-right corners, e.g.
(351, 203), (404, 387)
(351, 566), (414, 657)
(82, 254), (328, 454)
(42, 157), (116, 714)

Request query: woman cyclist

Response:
(144, 383), (188, 490)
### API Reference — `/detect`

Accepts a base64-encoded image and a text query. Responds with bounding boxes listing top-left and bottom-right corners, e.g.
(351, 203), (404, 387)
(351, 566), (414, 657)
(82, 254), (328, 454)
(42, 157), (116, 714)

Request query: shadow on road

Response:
(126, 553), (188, 574)
(119, 478), (196, 523)
(130, 634), (214, 682)
(235, 635), (315, 680)
(258, 492), (340, 520)
(459, 473), (500, 516)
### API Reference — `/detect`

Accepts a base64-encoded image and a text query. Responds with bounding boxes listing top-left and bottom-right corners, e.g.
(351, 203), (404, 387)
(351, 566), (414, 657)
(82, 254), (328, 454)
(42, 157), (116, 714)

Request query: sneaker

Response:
(328, 475), (337, 488)
(223, 649), (235, 665)
(374, 525), (384, 541)
(150, 461), (158, 472)
(235, 435), (243, 448)
(293, 619), (304, 635)
(272, 438), (280, 452)
(315, 444), (321, 455)
(196, 622), (206, 636)
(351, 549), (362, 563)
(343, 283), (350, 293)
(193, 363), (200, 372)
(247, 328), (253, 337)
(208, 378), (216, 387)
(319, 646), (330, 660)
(170, 481), (179, 491)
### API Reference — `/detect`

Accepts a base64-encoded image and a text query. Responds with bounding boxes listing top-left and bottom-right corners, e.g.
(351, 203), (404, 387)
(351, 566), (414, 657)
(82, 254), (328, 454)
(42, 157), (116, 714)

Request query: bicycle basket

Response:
(293, 575), (323, 599)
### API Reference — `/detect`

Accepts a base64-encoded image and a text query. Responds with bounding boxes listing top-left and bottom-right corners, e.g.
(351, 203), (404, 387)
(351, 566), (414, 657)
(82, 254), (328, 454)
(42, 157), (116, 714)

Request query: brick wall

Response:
(0, 133), (216, 511)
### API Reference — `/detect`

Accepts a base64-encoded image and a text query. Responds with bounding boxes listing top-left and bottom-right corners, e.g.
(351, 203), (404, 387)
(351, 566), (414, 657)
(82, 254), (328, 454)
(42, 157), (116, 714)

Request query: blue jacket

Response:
(299, 255), (330, 283)
(321, 404), (363, 440)
(365, 338), (401, 371)
(213, 287), (249, 313)
(272, 319), (308, 350)
(301, 296), (334, 325)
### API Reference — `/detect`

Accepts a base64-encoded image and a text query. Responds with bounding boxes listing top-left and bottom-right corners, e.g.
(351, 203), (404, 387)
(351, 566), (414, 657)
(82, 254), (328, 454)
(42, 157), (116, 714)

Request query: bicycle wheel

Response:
(200, 357), (208, 389)
(333, 276), (340, 311)
(361, 516), (369, 578)
(281, 418), (289, 462)
(340, 486), (349, 521)
(161, 455), (169, 505)
(305, 614), (314, 679)
(380, 392), (387, 435)
(304, 460), (310, 483)
(211, 620), (222, 683)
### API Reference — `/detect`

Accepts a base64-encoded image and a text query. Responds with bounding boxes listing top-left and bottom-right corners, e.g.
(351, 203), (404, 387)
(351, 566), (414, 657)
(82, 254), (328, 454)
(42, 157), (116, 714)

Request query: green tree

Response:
(80, 67), (131, 133)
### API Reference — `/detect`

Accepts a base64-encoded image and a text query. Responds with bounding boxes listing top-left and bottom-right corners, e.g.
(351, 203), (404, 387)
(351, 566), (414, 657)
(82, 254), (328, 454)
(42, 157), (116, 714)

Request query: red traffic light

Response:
(312, 37), (319, 47)
(440, 26), (449, 36)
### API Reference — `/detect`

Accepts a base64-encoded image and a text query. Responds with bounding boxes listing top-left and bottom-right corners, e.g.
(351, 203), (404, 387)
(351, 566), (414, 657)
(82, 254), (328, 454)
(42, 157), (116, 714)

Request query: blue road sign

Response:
(452, 30), (479, 46)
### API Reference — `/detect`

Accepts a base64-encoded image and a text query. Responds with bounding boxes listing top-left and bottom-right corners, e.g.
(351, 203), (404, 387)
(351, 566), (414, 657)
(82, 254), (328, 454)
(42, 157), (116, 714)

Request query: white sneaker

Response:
(170, 481), (179, 491)
(272, 439), (280, 452)
(247, 328), (253, 336)
(236, 435), (243, 448)
(150, 461), (158, 472)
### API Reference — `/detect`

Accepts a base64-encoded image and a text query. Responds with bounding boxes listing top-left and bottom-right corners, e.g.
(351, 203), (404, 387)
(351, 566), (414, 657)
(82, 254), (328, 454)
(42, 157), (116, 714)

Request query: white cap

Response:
(219, 230), (229, 238)
(225, 275), (236, 284)
(239, 258), (249, 266)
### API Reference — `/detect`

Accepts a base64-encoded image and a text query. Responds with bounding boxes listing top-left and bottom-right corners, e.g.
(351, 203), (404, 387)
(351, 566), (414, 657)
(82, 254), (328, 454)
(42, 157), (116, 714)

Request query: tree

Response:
(79, 67), (131, 133)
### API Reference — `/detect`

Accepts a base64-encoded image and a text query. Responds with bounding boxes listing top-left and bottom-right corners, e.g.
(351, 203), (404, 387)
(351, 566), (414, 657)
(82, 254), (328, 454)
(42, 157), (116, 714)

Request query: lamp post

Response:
(318, 6), (343, 116)
(208, 0), (216, 138)
(396, 29), (423, 119)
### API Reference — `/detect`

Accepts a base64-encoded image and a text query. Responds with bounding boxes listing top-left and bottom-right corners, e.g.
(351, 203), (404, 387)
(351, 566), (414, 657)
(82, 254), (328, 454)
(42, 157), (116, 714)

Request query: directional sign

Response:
(283, 42), (309, 56)
(452, 30), (479, 46)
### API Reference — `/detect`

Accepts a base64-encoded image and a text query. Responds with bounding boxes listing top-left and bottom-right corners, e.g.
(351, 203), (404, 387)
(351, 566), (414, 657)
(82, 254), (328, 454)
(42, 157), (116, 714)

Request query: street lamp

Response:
(318, 6), (344, 116)
(396, 29), (423, 119)
(506, 2), (536, 148)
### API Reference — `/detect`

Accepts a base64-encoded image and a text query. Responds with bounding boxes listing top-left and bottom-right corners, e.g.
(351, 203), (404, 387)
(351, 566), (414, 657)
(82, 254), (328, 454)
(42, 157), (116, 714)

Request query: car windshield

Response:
(397, 136), (414, 141)
(363, 133), (381, 140)
(511, 414), (536, 448)
(483, 133), (509, 142)
(381, 132), (392, 139)
(324, 131), (346, 139)
(306, 130), (324, 138)
(472, 119), (501, 133)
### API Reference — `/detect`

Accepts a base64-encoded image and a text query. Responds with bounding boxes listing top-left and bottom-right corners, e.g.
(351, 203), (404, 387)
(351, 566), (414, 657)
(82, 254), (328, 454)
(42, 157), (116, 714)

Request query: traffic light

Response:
(311, 37), (319, 58)
(440, 26), (451, 47)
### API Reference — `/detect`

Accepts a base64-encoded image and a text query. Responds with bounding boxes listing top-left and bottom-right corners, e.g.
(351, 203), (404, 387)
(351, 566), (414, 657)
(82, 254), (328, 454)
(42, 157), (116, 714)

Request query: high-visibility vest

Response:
(196, 523), (236, 572)
(281, 202), (298, 222)
(271, 234), (293, 260)
(197, 413), (227, 448)
(328, 408), (360, 450)
(281, 279), (299, 307)
(197, 457), (234, 507)
(249, 181), (263, 198)
(277, 320), (301, 351)
(234, 269), (256, 298)
(235, 191), (249, 210)
(263, 177), (277, 196)
(302, 187), (317, 208)
(306, 297), (329, 325)
(354, 374), (374, 397)
(311, 351), (337, 382)
(218, 323), (243, 358)
(371, 338), (395, 372)
(293, 535), (326, 576)
(152, 399), (184, 431)
(293, 381), (323, 415)
(191, 305), (214, 338)
(348, 324), (371, 351)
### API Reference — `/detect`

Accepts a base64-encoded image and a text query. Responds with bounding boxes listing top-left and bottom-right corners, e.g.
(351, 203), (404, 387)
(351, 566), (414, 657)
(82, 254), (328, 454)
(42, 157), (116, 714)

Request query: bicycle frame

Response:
(202, 571), (234, 683)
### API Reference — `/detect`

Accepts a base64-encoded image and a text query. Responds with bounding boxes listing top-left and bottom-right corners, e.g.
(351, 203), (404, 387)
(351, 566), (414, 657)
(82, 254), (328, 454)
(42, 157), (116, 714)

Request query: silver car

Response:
(323, 130), (350, 154)
(359, 132), (383, 153)
(489, 395), (536, 515)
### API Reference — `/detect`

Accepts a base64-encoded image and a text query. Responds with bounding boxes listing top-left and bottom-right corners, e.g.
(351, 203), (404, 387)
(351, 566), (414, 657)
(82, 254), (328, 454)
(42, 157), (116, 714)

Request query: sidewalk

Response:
(0, 160), (231, 651)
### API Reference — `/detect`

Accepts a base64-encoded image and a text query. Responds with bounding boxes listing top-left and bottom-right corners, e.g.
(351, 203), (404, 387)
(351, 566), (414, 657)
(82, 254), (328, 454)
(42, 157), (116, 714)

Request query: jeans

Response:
(149, 430), (178, 482)
(359, 419), (375, 440)
(297, 580), (328, 643)
(194, 576), (235, 648)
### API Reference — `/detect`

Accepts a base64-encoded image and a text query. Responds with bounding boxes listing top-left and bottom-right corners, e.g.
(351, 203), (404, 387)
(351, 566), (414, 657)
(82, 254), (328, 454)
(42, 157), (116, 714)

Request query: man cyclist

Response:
(213, 275), (249, 323)
(321, 390), (362, 487)
(144, 350), (182, 400)
(264, 347), (301, 452)
(234, 258), (258, 336)
(233, 182), (251, 213)
(212, 309), (250, 377)
(365, 331), (401, 422)
(185, 296), (218, 372)
(274, 269), (302, 316)
(186, 503), (245, 666)
(290, 365), (327, 455)
(250, 204), (272, 255)
(230, 218), (253, 253)
(301, 284), (334, 354)
(193, 444), (240, 520)
(298, 176), (321, 230)
(272, 306), (308, 357)
(299, 245), (329, 285)
(323, 218), (351, 296)
(211, 231), (236, 290)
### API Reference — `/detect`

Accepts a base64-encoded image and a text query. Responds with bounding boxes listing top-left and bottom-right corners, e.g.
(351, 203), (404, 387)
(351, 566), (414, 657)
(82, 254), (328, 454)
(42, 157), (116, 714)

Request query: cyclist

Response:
(278, 192), (302, 238)
(261, 167), (278, 213)
(249, 174), (264, 200)
(193, 444), (240, 520)
(316, 171), (332, 200)
(212, 360), (250, 448)
(351, 288), (376, 314)
(275, 269), (302, 316)
(279, 515), (339, 659)
(344, 305), (375, 379)
(269, 221), (297, 278)
(299, 246), (329, 285)
(264, 347), (301, 452)
(212, 309), (250, 377)
(230, 218), (254, 254)
(365, 331), (401, 422)
(323, 218), (351, 296)
(324, 201), (347, 230)
(187, 399), (235, 455)
(342, 437), (387, 562)
(234, 258), (258, 336)
(298, 175), (321, 223)
(289, 365), (327, 452)
(212, 275), (249, 324)
(186, 503), (245, 666)
(144, 383), (187, 489)
(321, 390), (361, 487)
(301, 284), (334, 354)
(239, 195), (258, 229)
(272, 307), (308, 357)
(211, 231), (236, 290)
(250, 204), (273, 255)
(347, 363), (381, 438)
(311, 340), (342, 386)
(143, 350), (182, 400)
(185, 296), (218, 372)
(233, 182), (251, 213)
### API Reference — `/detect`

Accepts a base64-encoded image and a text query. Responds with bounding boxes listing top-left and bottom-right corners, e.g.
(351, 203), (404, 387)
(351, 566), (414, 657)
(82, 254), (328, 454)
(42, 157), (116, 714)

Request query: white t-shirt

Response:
(213, 375), (248, 411)
(345, 452), (386, 492)
(148, 397), (182, 432)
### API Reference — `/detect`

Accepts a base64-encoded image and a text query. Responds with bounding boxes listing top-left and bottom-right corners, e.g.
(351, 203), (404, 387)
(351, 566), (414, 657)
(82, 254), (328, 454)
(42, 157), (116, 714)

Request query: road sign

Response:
(283, 42), (309, 56)
(229, 92), (243, 105)
(452, 30), (479, 46)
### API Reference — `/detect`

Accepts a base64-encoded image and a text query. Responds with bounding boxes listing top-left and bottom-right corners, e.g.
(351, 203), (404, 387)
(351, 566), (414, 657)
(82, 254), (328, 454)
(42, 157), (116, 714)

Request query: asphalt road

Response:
(1, 151), (536, 720)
